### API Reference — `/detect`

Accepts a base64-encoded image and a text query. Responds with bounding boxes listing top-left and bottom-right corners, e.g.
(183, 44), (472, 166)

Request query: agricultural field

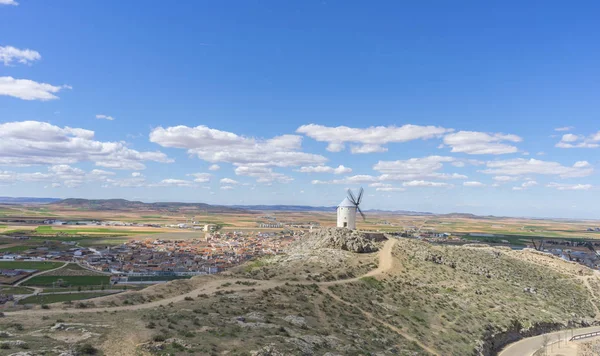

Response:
(0, 286), (34, 294)
(22, 275), (111, 287)
(0, 261), (64, 271)
(19, 292), (115, 305)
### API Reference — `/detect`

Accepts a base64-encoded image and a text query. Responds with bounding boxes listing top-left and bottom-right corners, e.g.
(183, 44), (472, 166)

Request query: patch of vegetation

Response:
(22, 275), (110, 286)
(359, 276), (384, 289)
(0, 261), (63, 270)
(19, 292), (110, 304)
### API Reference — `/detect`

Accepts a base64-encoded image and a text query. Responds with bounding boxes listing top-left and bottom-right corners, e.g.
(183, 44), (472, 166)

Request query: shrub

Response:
(76, 343), (98, 355)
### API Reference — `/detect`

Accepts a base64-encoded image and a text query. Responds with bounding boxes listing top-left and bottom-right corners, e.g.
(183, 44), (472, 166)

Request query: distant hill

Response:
(231, 205), (337, 212)
(51, 198), (242, 213)
(0, 196), (61, 204)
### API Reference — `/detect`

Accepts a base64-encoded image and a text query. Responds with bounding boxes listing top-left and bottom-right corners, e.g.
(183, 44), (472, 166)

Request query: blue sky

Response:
(1, 1), (599, 218)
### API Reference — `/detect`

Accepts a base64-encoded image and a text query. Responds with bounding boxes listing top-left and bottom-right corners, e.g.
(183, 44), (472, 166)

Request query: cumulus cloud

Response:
(150, 125), (326, 172)
(297, 124), (450, 153)
(481, 159), (593, 178)
(0, 121), (172, 170)
(493, 176), (519, 182)
(220, 178), (239, 185)
(555, 126), (574, 132)
(376, 187), (405, 192)
(152, 179), (195, 187)
(0, 46), (41, 66)
(555, 132), (600, 148)
(311, 175), (379, 185)
(373, 156), (467, 181)
(0, 165), (117, 188)
(463, 181), (485, 187)
(546, 183), (593, 191)
(443, 131), (522, 155)
(297, 165), (352, 175)
(188, 173), (211, 183)
(221, 185), (234, 190)
(402, 180), (452, 188)
(208, 164), (220, 171)
(234, 165), (293, 183)
(0, 77), (71, 101)
(95, 114), (115, 121)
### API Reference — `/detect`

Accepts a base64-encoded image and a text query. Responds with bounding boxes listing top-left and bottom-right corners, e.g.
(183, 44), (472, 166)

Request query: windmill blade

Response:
(356, 187), (364, 205)
(357, 206), (366, 221)
(347, 188), (357, 205)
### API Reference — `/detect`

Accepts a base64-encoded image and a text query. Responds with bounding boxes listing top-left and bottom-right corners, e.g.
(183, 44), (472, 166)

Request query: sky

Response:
(0, 1), (599, 218)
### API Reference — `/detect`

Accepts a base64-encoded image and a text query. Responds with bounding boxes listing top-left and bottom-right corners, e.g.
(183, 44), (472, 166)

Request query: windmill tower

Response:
(337, 188), (365, 229)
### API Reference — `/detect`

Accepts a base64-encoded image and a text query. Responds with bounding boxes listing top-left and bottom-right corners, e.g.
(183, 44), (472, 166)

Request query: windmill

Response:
(337, 187), (366, 229)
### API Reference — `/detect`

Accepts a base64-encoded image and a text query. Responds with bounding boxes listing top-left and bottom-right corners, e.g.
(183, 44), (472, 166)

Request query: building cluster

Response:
(78, 230), (301, 279)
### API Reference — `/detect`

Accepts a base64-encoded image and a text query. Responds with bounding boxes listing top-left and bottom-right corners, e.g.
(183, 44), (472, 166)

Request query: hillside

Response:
(1, 229), (599, 355)
(51, 198), (242, 213)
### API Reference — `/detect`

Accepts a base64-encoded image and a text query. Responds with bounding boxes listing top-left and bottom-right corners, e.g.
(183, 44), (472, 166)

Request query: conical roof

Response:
(338, 197), (356, 208)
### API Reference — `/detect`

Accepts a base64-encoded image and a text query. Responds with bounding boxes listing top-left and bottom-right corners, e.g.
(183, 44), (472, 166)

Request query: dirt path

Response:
(2, 239), (442, 354)
(320, 287), (439, 355)
(4, 239), (397, 314)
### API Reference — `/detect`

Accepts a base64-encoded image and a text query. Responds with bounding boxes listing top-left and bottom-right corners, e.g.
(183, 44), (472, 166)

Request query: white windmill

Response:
(337, 187), (366, 229)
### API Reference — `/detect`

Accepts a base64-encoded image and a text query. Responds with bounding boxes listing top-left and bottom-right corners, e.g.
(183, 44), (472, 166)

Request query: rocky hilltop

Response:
(289, 227), (387, 253)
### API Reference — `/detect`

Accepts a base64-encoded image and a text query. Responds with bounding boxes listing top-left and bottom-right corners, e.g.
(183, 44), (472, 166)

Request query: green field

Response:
(127, 275), (192, 282)
(22, 275), (110, 286)
(0, 286), (34, 294)
(19, 292), (112, 305)
(0, 245), (34, 252)
(0, 261), (64, 270)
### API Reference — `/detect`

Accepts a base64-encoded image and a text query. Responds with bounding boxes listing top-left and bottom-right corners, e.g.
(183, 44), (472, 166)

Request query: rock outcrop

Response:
(290, 228), (386, 253)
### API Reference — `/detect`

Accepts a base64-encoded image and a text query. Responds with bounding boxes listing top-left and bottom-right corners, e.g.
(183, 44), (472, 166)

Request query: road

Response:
(499, 326), (600, 356)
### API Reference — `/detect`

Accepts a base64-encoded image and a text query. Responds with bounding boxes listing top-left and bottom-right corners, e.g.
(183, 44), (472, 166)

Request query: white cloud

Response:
(188, 173), (211, 183)
(0, 0), (18, 6)
(443, 131), (522, 155)
(0, 121), (172, 170)
(150, 125), (326, 171)
(546, 183), (593, 191)
(297, 165), (352, 175)
(311, 175), (380, 185)
(376, 187), (405, 192)
(0, 165), (118, 188)
(555, 126), (574, 132)
(493, 176), (519, 182)
(556, 132), (600, 149)
(220, 178), (239, 185)
(463, 181), (485, 187)
(369, 182), (392, 188)
(402, 180), (452, 188)
(208, 164), (220, 171)
(350, 144), (388, 154)
(297, 124), (451, 153)
(95, 114), (115, 121)
(234, 165), (293, 183)
(153, 179), (195, 187)
(522, 180), (538, 188)
(221, 185), (234, 190)
(0, 46), (41, 66)
(131, 172), (142, 177)
(482, 159), (593, 178)
(0, 77), (70, 101)
(374, 156), (467, 181)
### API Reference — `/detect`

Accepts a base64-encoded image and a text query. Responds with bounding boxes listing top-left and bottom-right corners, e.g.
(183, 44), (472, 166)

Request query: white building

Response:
(337, 197), (357, 229)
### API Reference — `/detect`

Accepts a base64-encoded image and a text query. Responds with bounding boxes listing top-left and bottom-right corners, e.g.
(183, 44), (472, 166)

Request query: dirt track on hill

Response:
(3, 239), (443, 355)
(4, 239), (397, 315)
